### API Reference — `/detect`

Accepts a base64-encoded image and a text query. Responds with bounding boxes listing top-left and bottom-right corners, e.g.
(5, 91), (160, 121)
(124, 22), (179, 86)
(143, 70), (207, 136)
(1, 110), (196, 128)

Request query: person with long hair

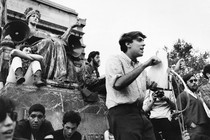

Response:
(0, 97), (17, 140)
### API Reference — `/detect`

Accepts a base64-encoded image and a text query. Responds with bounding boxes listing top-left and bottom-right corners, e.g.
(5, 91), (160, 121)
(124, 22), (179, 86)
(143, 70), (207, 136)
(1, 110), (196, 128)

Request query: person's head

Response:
(24, 7), (41, 25)
(0, 97), (17, 140)
(87, 51), (100, 67)
(183, 73), (199, 92)
(119, 31), (146, 59)
(20, 45), (31, 54)
(203, 64), (210, 79)
(28, 104), (45, 131)
(62, 111), (81, 139)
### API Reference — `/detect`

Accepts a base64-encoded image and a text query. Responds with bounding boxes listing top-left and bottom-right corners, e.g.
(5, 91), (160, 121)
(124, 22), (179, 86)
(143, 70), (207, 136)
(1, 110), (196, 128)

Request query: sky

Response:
(50, 0), (210, 74)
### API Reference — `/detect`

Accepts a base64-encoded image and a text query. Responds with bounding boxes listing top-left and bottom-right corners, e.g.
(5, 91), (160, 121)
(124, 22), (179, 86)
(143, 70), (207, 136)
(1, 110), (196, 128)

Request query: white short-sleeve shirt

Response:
(105, 52), (148, 109)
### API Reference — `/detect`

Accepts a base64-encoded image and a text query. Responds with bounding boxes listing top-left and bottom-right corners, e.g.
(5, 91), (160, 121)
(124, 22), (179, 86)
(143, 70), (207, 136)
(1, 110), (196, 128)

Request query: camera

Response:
(153, 90), (164, 98)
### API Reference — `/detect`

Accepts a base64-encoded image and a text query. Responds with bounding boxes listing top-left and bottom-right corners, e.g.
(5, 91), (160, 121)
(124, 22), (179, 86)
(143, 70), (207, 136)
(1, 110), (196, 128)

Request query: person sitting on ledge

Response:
(6, 44), (45, 87)
(14, 104), (54, 140)
(44, 110), (82, 140)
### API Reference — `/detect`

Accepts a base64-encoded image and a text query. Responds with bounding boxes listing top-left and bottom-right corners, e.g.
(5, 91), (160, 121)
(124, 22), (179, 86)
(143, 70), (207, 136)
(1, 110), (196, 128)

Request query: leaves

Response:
(168, 39), (210, 82)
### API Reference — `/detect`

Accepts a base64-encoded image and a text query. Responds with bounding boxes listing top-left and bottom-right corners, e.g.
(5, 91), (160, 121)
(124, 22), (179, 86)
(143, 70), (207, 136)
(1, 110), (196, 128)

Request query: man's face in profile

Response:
(93, 54), (100, 67)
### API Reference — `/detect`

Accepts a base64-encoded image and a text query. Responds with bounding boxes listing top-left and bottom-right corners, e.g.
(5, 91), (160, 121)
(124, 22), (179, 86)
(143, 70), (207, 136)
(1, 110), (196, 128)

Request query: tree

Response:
(168, 39), (210, 81)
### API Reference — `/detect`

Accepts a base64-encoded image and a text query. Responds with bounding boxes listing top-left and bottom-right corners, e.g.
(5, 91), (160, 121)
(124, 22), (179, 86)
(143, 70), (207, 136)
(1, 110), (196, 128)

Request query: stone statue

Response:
(22, 7), (82, 85)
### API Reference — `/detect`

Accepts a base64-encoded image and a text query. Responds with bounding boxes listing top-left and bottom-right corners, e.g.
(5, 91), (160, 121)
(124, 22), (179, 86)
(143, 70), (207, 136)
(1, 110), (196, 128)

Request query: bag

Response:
(81, 87), (99, 102)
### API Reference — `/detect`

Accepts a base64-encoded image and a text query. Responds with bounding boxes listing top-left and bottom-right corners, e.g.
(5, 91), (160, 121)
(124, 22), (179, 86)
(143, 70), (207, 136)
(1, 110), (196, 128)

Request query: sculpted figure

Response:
(23, 7), (81, 84)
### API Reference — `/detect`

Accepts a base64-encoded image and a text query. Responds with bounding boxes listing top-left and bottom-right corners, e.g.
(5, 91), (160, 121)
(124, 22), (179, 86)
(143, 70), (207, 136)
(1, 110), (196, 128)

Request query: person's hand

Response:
(99, 75), (105, 80)
(148, 81), (158, 91)
(174, 58), (185, 71)
(145, 56), (161, 67)
(71, 19), (82, 29)
(182, 130), (190, 140)
(160, 96), (169, 101)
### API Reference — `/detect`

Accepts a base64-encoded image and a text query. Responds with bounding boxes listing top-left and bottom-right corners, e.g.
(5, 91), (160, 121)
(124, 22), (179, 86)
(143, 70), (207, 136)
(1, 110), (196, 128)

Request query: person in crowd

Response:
(105, 31), (161, 140)
(78, 51), (106, 96)
(14, 104), (54, 140)
(23, 7), (81, 83)
(0, 97), (18, 140)
(0, 35), (15, 90)
(6, 44), (45, 87)
(142, 59), (185, 140)
(199, 64), (210, 108)
(44, 110), (82, 140)
(176, 72), (210, 140)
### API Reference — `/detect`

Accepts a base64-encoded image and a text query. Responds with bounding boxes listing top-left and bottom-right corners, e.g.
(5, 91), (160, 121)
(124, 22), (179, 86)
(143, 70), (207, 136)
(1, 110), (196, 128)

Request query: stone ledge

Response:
(0, 83), (108, 135)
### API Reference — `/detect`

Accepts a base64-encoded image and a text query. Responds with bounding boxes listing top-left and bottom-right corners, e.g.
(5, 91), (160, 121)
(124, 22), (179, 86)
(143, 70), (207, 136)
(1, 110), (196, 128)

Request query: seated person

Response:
(44, 110), (82, 140)
(6, 45), (45, 87)
(0, 35), (16, 90)
(23, 7), (81, 83)
(78, 51), (106, 96)
(14, 104), (54, 140)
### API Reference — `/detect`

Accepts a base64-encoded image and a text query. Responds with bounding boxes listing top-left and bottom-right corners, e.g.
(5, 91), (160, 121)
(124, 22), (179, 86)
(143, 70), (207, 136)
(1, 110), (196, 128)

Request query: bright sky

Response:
(50, 0), (210, 74)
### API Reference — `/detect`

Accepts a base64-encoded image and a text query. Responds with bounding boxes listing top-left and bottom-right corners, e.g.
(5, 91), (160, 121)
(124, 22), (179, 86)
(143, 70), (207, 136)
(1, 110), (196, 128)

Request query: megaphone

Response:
(67, 35), (84, 58)
(2, 20), (30, 44)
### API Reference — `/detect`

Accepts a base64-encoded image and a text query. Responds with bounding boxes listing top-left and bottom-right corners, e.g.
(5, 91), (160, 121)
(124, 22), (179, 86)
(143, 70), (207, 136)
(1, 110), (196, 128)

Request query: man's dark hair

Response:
(182, 72), (194, 83)
(29, 104), (45, 115)
(119, 31), (146, 53)
(0, 97), (16, 122)
(87, 51), (99, 63)
(63, 110), (81, 126)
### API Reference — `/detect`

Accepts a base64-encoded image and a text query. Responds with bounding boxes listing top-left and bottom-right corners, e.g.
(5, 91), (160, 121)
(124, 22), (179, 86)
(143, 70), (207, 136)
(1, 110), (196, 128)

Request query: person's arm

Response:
(161, 95), (176, 110)
(173, 58), (185, 72)
(143, 91), (156, 112)
(114, 56), (161, 90)
(28, 54), (43, 62)
(10, 49), (33, 60)
(60, 21), (81, 44)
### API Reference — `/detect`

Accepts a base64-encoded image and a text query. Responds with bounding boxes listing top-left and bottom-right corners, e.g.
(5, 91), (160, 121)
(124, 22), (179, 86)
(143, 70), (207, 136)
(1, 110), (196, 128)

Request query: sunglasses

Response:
(189, 79), (198, 83)
(30, 114), (44, 119)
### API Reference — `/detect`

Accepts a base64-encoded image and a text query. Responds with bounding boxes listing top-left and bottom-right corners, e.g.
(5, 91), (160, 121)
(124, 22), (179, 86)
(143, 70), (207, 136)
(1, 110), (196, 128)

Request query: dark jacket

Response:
(49, 129), (81, 140)
(14, 119), (54, 140)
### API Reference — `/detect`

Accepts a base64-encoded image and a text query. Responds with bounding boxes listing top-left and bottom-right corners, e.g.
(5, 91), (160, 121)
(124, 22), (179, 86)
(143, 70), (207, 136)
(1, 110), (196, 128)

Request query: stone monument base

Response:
(0, 83), (108, 139)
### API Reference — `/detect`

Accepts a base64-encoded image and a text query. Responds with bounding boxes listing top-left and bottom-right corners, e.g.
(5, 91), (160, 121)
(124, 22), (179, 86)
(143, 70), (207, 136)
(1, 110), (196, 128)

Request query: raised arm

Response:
(60, 20), (81, 43)
(114, 56), (161, 90)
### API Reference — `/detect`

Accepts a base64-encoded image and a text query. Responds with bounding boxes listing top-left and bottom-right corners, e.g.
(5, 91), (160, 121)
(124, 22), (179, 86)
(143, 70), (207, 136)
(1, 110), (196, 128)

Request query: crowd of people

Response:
(0, 98), (82, 140)
(0, 5), (210, 140)
(104, 31), (210, 140)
